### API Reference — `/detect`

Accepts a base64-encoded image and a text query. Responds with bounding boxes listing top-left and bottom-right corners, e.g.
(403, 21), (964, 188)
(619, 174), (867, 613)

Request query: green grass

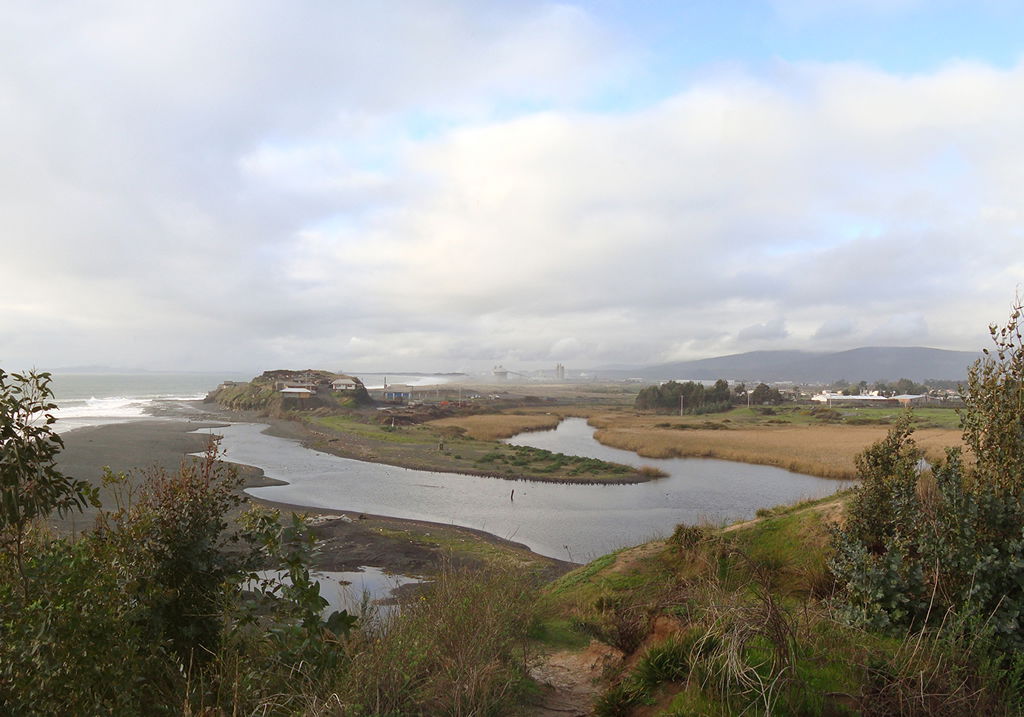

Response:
(309, 415), (643, 482)
(548, 551), (619, 596)
(488, 444), (633, 476)
(710, 404), (962, 429)
(212, 382), (278, 410)
(373, 524), (550, 571)
(310, 414), (433, 444)
(528, 617), (591, 649)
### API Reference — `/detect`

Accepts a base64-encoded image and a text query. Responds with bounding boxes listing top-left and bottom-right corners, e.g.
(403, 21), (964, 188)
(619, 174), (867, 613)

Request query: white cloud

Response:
(0, 4), (1021, 371)
(738, 318), (790, 342)
(867, 313), (930, 344)
(814, 318), (856, 340)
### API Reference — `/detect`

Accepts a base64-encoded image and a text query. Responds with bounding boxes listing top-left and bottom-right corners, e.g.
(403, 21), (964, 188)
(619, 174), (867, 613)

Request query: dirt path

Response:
(526, 641), (624, 716)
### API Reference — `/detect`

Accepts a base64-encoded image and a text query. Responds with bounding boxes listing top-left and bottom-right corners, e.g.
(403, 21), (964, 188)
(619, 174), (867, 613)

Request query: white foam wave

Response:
(53, 392), (207, 432)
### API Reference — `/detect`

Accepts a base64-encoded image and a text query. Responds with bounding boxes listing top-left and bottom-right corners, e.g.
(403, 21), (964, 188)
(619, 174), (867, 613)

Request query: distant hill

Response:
(594, 347), (980, 383)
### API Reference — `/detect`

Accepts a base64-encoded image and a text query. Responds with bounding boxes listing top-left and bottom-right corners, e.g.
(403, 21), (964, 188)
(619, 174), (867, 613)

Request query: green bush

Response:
(831, 300), (1024, 654)
(0, 533), (165, 715)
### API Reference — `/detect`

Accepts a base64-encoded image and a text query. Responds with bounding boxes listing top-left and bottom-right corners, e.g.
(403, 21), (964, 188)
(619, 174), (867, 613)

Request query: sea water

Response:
(47, 372), (243, 432)
(43, 371), (453, 432)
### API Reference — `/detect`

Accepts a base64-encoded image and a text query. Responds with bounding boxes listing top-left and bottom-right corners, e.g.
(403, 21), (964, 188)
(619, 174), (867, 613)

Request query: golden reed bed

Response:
(431, 409), (963, 480)
(590, 423), (962, 480)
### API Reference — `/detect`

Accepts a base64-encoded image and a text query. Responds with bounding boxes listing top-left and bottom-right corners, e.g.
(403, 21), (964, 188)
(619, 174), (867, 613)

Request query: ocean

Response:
(45, 371), (456, 432)
(47, 372), (245, 433)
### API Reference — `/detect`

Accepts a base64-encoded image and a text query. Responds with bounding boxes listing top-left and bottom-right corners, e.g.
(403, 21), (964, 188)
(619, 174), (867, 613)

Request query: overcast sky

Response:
(2, 1), (1022, 373)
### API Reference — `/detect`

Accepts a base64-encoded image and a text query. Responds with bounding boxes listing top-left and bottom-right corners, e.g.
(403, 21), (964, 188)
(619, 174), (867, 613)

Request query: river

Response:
(212, 418), (853, 563)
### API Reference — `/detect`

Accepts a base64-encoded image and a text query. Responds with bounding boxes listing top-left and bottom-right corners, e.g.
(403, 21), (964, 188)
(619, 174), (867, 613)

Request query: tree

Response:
(830, 298), (1024, 651)
(708, 379), (731, 405)
(892, 377), (927, 395)
(732, 382), (747, 402)
(960, 300), (1024, 492)
(634, 379), (733, 414)
(0, 370), (96, 597)
(750, 382), (782, 405)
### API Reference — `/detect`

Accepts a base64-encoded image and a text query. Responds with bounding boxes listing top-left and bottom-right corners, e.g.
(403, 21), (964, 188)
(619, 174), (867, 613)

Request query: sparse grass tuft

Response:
(312, 564), (538, 716)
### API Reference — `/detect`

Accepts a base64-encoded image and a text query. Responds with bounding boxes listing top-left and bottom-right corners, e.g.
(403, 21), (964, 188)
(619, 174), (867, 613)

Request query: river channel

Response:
(212, 418), (854, 562)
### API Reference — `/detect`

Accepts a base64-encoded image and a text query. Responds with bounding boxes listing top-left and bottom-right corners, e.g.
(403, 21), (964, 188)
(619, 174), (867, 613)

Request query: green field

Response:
(307, 413), (646, 483)
(691, 404), (963, 430)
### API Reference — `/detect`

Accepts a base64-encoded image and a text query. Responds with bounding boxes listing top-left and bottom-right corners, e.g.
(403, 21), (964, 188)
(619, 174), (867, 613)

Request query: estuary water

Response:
(254, 567), (421, 616)
(214, 418), (853, 562)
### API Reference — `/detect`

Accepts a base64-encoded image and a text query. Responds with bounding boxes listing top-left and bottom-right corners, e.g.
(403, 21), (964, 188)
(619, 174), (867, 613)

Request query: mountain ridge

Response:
(591, 346), (979, 383)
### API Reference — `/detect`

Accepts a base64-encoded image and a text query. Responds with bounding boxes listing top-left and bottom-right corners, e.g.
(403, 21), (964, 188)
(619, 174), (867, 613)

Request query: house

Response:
(275, 379), (316, 391)
(811, 393), (893, 405)
(332, 377), (359, 391)
(382, 384), (413, 403)
(279, 387), (314, 399)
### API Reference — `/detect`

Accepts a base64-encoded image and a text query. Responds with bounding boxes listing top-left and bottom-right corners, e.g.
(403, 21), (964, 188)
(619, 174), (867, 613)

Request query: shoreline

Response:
(282, 422), (658, 485)
(191, 401), (857, 486)
(53, 416), (573, 576)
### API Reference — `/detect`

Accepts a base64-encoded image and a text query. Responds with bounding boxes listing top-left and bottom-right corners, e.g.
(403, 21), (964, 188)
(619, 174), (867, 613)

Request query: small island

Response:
(204, 369), (664, 483)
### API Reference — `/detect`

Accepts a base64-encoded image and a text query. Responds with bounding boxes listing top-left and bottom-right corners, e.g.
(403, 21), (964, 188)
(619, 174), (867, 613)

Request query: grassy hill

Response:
(528, 492), (1016, 715)
(204, 369), (371, 412)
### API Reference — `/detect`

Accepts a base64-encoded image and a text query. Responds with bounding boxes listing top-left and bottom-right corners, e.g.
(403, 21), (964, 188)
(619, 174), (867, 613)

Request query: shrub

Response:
(0, 370), (97, 599)
(0, 532), (164, 715)
(831, 299), (1024, 654)
(95, 445), (245, 662)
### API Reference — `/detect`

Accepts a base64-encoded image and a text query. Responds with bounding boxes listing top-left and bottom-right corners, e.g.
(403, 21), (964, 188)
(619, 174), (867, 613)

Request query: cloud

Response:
(0, 4), (1020, 372)
(738, 318), (790, 342)
(866, 313), (930, 344)
(814, 318), (857, 339)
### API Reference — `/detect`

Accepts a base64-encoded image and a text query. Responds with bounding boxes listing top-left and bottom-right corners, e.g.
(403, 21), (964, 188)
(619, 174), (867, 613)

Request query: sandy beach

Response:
(53, 415), (570, 577)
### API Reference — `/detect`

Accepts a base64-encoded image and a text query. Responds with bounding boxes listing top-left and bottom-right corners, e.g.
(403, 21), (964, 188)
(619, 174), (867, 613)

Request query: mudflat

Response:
(52, 417), (568, 577)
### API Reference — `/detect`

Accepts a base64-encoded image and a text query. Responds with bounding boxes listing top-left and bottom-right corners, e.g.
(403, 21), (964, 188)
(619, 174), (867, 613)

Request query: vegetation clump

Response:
(482, 444), (634, 477)
(206, 369), (371, 412)
(0, 370), (538, 715)
(635, 379), (733, 413)
(831, 299), (1024, 655)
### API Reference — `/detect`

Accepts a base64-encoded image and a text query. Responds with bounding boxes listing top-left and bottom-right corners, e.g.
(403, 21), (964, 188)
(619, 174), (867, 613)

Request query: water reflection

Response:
(252, 566), (421, 616)
(209, 420), (853, 562)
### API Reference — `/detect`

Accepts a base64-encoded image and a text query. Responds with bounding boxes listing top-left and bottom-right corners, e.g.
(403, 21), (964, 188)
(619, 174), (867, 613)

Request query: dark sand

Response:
(54, 416), (571, 577)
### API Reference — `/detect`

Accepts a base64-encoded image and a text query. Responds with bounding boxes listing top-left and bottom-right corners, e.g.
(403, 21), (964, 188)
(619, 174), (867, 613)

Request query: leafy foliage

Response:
(0, 370), (97, 597)
(635, 378), (732, 413)
(750, 382), (783, 405)
(961, 301), (1024, 491)
(831, 299), (1024, 653)
(0, 372), (539, 715)
(0, 532), (164, 715)
(96, 445), (246, 661)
